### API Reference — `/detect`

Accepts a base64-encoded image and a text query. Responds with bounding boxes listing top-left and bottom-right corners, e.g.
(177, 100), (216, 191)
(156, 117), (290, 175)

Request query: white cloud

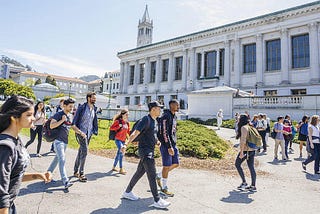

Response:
(1, 49), (110, 78)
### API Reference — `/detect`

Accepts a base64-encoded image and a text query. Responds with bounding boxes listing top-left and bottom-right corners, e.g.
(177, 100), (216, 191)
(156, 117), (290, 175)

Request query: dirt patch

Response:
(90, 147), (270, 177)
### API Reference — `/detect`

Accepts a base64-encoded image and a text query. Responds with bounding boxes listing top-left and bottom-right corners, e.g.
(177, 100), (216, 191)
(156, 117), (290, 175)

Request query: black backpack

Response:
(109, 119), (122, 140)
(43, 118), (60, 142)
(130, 116), (151, 142)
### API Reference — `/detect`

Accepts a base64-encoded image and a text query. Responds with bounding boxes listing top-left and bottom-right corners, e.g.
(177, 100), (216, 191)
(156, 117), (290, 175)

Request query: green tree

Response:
(45, 75), (54, 84)
(0, 78), (35, 100)
(35, 78), (42, 85)
(52, 78), (57, 86)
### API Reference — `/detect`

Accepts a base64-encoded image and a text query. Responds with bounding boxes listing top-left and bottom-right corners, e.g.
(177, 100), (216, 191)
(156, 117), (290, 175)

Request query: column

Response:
(224, 40), (231, 86)
(256, 34), (263, 85)
(280, 28), (290, 85)
(200, 51), (205, 78)
(143, 57), (150, 92)
(234, 38), (241, 88)
(309, 22), (320, 83)
(182, 49), (188, 89)
(119, 62), (125, 93)
(167, 52), (174, 91)
(188, 47), (196, 90)
(133, 60), (139, 93)
(215, 49), (220, 77)
(123, 62), (129, 93)
(155, 55), (161, 91)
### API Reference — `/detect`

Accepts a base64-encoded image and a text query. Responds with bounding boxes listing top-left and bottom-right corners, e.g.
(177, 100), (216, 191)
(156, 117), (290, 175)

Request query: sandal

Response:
(79, 175), (88, 182)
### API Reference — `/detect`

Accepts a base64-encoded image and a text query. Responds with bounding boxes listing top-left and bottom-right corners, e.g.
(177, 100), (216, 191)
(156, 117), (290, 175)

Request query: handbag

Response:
(270, 129), (276, 139)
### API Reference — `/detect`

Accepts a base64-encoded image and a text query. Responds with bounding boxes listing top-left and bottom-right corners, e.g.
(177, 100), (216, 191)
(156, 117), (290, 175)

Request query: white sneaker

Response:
(122, 191), (139, 201)
(151, 198), (171, 209)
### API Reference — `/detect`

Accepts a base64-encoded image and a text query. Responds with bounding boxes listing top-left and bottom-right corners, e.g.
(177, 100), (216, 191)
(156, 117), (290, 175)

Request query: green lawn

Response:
(21, 119), (230, 159)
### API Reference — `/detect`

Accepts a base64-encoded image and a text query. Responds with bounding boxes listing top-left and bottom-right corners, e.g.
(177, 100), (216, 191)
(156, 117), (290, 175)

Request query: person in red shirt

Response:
(110, 109), (130, 174)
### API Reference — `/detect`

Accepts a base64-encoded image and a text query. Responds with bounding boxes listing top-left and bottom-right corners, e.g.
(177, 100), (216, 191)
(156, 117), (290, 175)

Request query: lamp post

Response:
(68, 81), (72, 98)
(255, 83), (258, 96)
(189, 79), (193, 91)
(107, 77), (113, 119)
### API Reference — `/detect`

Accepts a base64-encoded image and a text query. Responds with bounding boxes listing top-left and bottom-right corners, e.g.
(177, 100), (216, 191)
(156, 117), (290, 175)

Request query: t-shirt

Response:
(274, 122), (284, 140)
(0, 134), (29, 209)
(52, 111), (72, 143)
(136, 115), (158, 158)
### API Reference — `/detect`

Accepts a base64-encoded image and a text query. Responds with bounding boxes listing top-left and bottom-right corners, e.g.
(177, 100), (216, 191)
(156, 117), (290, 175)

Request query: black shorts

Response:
(298, 133), (307, 141)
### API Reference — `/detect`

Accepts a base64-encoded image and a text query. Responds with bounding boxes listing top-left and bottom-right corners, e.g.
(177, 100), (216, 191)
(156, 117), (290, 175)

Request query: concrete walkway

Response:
(16, 127), (319, 214)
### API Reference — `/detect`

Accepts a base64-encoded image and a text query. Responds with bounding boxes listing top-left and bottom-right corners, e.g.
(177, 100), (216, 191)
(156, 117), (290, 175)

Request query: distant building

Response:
(0, 63), (26, 79)
(12, 71), (89, 97)
(102, 70), (120, 95)
(88, 79), (103, 93)
(117, 2), (320, 109)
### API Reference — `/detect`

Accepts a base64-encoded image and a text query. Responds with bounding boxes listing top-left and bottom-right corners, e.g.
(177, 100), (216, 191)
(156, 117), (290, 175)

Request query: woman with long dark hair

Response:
(110, 109), (130, 175)
(0, 95), (51, 214)
(25, 101), (46, 157)
(235, 114), (257, 192)
(297, 115), (309, 158)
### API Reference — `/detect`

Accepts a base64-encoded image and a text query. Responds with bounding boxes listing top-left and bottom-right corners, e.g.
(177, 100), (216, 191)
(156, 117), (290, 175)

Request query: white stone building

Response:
(12, 71), (89, 97)
(117, 2), (320, 109)
(103, 70), (121, 95)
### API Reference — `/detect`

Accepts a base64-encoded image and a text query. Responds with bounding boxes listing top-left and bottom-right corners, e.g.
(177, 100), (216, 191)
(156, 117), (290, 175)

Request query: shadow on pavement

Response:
(220, 190), (254, 204)
(85, 170), (121, 181)
(90, 198), (169, 214)
(19, 180), (67, 196)
(305, 172), (320, 181)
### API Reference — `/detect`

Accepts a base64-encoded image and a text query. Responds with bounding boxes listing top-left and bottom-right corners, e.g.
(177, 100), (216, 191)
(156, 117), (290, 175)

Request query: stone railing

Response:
(250, 96), (303, 108)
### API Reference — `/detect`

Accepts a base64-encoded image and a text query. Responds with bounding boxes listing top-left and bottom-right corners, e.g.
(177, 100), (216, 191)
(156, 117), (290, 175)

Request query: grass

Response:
(21, 119), (230, 160)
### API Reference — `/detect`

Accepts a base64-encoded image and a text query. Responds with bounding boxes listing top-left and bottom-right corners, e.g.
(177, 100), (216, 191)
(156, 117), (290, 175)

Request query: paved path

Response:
(16, 127), (319, 214)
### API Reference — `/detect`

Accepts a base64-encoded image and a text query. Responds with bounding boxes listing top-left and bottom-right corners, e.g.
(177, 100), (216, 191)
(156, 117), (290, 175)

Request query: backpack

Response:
(109, 119), (122, 140)
(0, 134), (18, 170)
(130, 116), (151, 142)
(300, 123), (308, 136)
(246, 125), (262, 150)
(43, 118), (60, 142)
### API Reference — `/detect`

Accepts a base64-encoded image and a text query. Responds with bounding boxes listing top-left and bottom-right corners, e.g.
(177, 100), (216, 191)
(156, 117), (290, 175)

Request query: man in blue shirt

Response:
(72, 92), (98, 182)
(121, 101), (171, 209)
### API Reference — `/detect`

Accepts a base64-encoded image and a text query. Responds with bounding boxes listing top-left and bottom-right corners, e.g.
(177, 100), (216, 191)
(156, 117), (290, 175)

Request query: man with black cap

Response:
(121, 101), (171, 209)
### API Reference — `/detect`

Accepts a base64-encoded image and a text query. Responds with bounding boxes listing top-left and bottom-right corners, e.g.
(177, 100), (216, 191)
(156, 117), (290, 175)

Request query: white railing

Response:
(251, 96), (303, 108)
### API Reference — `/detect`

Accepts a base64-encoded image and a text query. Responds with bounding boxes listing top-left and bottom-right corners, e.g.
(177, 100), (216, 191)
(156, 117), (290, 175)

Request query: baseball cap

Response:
(148, 101), (163, 111)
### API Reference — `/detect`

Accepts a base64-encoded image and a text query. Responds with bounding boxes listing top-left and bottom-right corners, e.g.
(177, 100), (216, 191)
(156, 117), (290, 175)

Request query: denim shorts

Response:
(160, 145), (179, 166)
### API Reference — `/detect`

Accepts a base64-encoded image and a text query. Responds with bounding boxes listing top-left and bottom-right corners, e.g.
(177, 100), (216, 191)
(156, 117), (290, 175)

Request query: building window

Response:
(162, 59), (169, 82)
(139, 63), (145, 84)
(150, 61), (156, 83)
(204, 51), (216, 78)
(113, 83), (115, 89)
(219, 49), (225, 76)
(243, 43), (256, 73)
(134, 96), (140, 105)
(145, 96), (151, 104)
(129, 65), (134, 85)
(291, 89), (306, 95)
(231, 49), (235, 72)
(125, 97), (130, 105)
(292, 34), (310, 69)
(175, 56), (183, 80)
(171, 95), (177, 100)
(158, 95), (164, 105)
(117, 83), (119, 89)
(197, 53), (202, 79)
(106, 84), (109, 90)
(266, 39), (281, 71)
(264, 90), (277, 96)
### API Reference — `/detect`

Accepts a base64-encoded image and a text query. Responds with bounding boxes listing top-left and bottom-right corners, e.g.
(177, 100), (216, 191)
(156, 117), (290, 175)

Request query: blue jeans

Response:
(314, 143), (320, 173)
(47, 140), (68, 184)
(113, 139), (124, 168)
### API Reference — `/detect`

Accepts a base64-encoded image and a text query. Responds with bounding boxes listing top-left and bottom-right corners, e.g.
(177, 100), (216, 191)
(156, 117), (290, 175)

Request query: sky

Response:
(0, 0), (316, 78)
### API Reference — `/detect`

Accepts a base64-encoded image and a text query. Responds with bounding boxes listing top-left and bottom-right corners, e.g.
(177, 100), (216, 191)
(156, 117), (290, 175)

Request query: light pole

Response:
(108, 77), (113, 119)
(68, 81), (72, 98)
(176, 89), (179, 99)
(255, 83), (258, 95)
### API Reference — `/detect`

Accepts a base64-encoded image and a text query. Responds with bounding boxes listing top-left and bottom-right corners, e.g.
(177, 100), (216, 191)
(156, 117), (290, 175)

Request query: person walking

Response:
(72, 92), (98, 182)
(256, 113), (267, 153)
(302, 115), (320, 174)
(156, 99), (180, 197)
(0, 95), (51, 214)
(110, 109), (130, 175)
(216, 109), (223, 130)
(283, 119), (292, 159)
(121, 101), (171, 209)
(273, 116), (287, 161)
(47, 98), (75, 189)
(297, 115), (309, 158)
(235, 114), (257, 192)
(285, 115), (294, 153)
(25, 101), (46, 157)
(49, 99), (65, 153)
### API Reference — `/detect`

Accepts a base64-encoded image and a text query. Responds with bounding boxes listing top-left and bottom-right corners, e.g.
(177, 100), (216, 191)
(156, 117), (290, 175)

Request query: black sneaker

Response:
(237, 182), (248, 190)
(245, 185), (257, 192)
(302, 163), (306, 171)
(79, 175), (88, 182)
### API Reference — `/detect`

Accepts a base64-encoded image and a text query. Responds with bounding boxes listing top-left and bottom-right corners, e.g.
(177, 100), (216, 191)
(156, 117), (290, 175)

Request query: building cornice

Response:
(118, 1), (320, 58)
